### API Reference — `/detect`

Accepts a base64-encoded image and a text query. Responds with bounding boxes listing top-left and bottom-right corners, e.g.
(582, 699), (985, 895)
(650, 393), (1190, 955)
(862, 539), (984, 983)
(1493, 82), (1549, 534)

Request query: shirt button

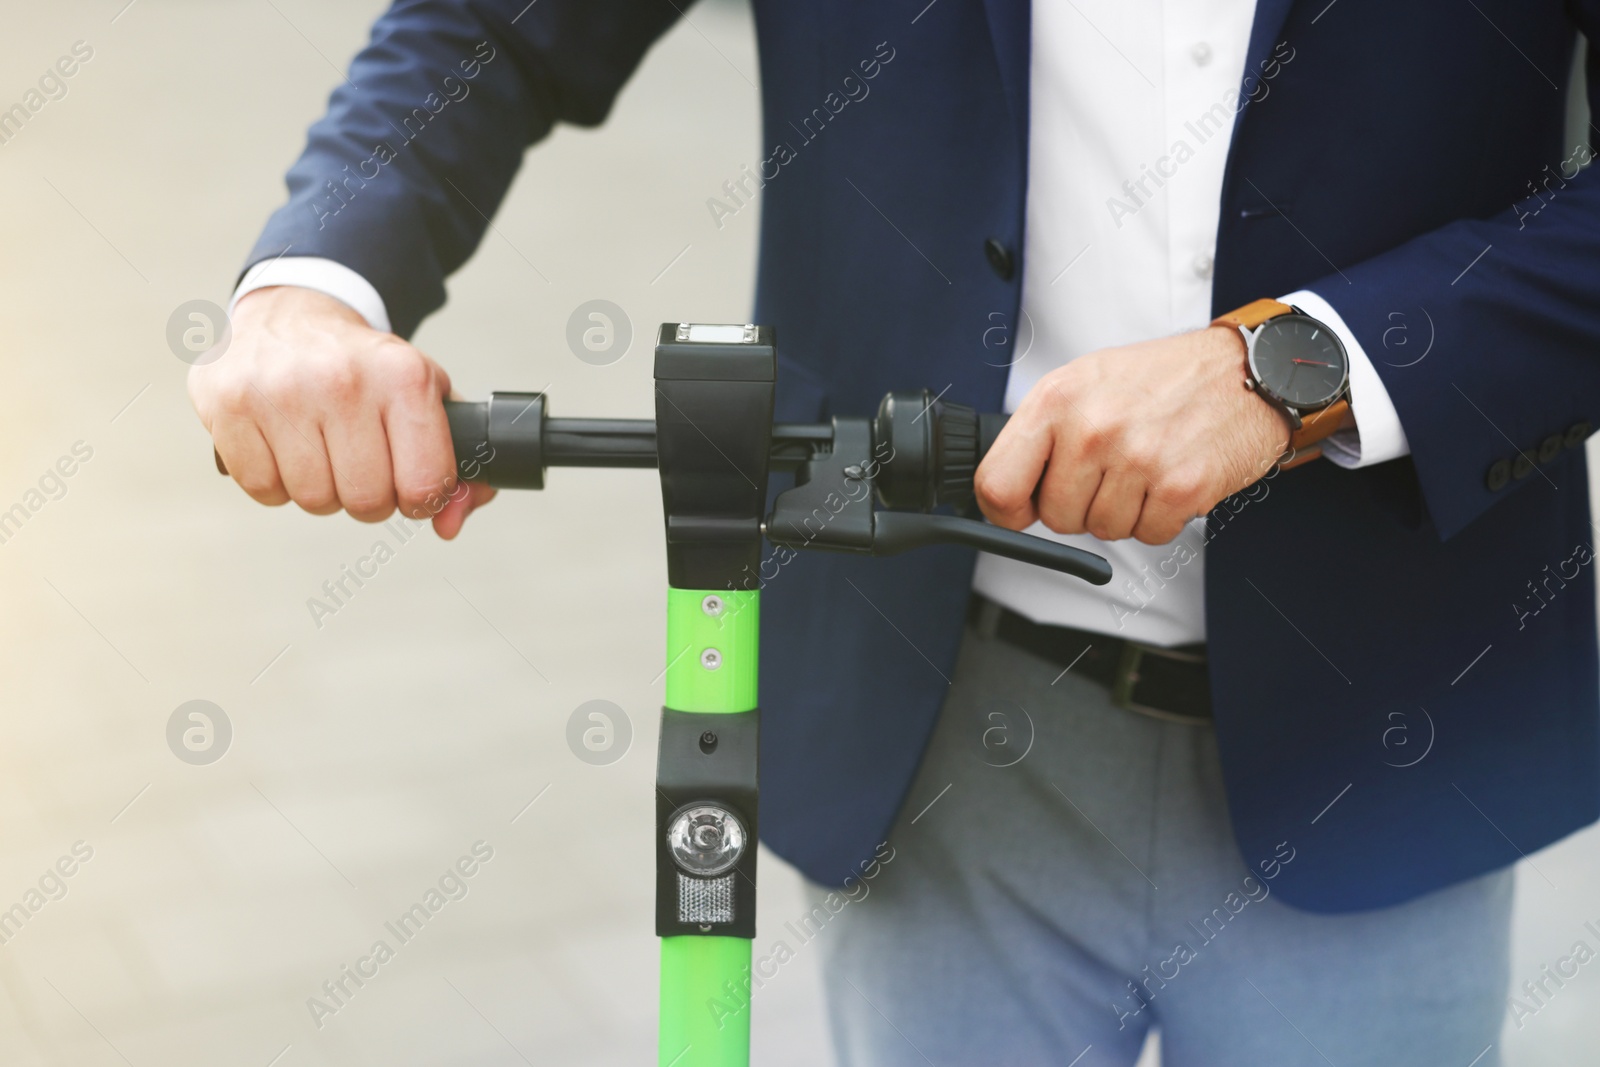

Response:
(1191, 42), (1213, 66)
(1192, 252), (1214, 280)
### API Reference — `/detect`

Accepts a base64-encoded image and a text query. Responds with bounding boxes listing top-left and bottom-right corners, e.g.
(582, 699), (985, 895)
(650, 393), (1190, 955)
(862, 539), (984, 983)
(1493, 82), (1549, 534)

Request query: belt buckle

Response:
(1110, 641), (1210, 725)
(1110, 643), (1144, 712)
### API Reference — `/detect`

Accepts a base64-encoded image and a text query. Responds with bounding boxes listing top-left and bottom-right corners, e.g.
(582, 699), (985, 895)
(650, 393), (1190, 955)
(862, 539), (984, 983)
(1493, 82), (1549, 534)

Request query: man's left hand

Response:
(974, 326), (1291, 546)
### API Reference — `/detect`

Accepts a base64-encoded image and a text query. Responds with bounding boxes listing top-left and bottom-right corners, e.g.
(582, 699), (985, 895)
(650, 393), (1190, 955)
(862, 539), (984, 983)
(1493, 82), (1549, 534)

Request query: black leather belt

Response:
(967, 594), (1213, 723)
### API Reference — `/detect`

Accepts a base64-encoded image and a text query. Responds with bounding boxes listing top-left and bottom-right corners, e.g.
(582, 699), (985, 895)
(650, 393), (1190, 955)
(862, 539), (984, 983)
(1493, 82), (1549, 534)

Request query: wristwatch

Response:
(1213, 298), (1350, 464)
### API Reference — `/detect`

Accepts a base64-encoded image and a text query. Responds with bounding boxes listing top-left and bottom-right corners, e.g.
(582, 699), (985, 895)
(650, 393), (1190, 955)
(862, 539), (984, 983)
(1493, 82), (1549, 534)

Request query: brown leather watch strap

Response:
(1213, 298), (1349, 465)
(1279, 398), (1352, 468)
(1212, 298), (1293, 331)
(1290, 397), (1349, 451)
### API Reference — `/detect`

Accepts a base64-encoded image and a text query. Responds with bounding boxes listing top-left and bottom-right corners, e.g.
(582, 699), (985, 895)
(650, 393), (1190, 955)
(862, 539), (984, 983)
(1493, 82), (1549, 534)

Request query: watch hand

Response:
(1291, 359), (1337, 367)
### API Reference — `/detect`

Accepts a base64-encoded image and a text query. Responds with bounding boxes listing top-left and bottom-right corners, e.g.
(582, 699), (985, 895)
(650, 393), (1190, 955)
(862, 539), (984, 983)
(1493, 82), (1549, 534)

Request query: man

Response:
(190, 1), (1600, 1062)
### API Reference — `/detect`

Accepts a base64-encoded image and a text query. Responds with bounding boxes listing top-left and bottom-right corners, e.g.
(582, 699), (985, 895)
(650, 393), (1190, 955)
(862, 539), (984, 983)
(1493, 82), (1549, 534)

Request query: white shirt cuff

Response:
(1278, 289), (1410, 469)
(231, 256), (392, 334)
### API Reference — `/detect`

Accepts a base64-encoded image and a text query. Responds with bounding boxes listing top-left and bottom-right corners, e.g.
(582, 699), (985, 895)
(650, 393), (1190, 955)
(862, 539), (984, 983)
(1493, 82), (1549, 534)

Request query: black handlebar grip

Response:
(444, 399), (489, 480)
(872, 393), (1012, 510)
(978, 413), (1009, 462)
(444, 393), (547, 489)
(219, 398), (524, 486)
(212, 400), (504, 482)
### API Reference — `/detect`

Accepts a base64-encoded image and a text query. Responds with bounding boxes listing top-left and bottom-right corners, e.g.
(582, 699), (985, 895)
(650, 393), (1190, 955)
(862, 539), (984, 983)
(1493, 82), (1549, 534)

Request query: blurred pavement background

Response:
(0, 2), (1594, 1065)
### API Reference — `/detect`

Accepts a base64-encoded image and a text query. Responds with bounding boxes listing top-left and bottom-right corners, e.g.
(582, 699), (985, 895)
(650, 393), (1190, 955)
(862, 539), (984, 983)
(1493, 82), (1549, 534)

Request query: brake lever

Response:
(871, 511), (1111, 584)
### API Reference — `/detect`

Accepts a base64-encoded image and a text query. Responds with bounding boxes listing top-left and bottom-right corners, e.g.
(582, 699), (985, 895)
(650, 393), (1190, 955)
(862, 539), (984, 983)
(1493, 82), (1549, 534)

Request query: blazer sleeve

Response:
(241, 0), (684, 338)
(1306, 32), (1600, 540)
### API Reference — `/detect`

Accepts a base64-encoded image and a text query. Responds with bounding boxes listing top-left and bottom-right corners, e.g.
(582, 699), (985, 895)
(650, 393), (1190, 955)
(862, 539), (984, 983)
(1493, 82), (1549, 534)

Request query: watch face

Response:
(1248, 313), (1349, 409)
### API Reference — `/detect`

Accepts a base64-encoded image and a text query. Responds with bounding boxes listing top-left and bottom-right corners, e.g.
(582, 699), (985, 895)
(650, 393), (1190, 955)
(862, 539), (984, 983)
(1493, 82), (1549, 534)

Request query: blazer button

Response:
(1485, 458), (1511, 491)
(1566, 420), (1592, 449)
(1538, 434), (1563, 463)
(1512, 449), (1536, 480)
(984, 237), (1015, 281)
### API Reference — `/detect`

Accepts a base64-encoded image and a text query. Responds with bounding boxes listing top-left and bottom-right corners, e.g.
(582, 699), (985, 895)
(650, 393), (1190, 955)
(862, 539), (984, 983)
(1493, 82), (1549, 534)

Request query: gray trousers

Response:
(816, 622), (1513, 1066)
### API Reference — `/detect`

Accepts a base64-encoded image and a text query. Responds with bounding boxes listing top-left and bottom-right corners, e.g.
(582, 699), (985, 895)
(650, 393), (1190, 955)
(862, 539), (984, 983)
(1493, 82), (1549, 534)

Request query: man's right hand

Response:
(188, 286), (495, 539)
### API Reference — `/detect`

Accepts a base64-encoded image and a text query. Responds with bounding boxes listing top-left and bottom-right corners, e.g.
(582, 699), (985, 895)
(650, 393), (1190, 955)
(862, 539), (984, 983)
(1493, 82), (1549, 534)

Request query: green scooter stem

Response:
(660, 937), (752, 1067)
(660, 588), (759, 1066)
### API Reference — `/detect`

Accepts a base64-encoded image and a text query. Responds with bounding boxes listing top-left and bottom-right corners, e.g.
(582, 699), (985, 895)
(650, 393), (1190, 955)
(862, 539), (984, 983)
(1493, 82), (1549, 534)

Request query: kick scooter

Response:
(221, 322), (1112, 1066)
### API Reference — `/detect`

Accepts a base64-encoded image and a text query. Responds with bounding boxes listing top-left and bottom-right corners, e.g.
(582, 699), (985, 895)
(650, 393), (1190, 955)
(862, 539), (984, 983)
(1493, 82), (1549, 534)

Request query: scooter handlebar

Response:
(215, 392), (1109, 585)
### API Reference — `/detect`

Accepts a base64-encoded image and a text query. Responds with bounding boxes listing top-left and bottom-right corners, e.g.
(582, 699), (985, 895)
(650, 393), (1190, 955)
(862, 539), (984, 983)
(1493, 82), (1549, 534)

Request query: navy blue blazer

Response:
(248, 0), (1600, 912)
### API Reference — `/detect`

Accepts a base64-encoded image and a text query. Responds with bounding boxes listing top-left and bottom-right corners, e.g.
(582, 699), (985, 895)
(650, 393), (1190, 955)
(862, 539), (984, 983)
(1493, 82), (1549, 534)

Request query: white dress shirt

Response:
(235, 0), (1409, 647)
(969, 0), (1409, 646)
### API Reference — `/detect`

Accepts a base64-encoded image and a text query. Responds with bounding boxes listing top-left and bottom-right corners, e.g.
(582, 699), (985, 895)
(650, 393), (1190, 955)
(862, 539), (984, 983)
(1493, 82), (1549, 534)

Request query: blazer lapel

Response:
(1218, 0), (1298, 245)
(1240, 0), (1297, 100)
(980, 0), (1030, 153)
